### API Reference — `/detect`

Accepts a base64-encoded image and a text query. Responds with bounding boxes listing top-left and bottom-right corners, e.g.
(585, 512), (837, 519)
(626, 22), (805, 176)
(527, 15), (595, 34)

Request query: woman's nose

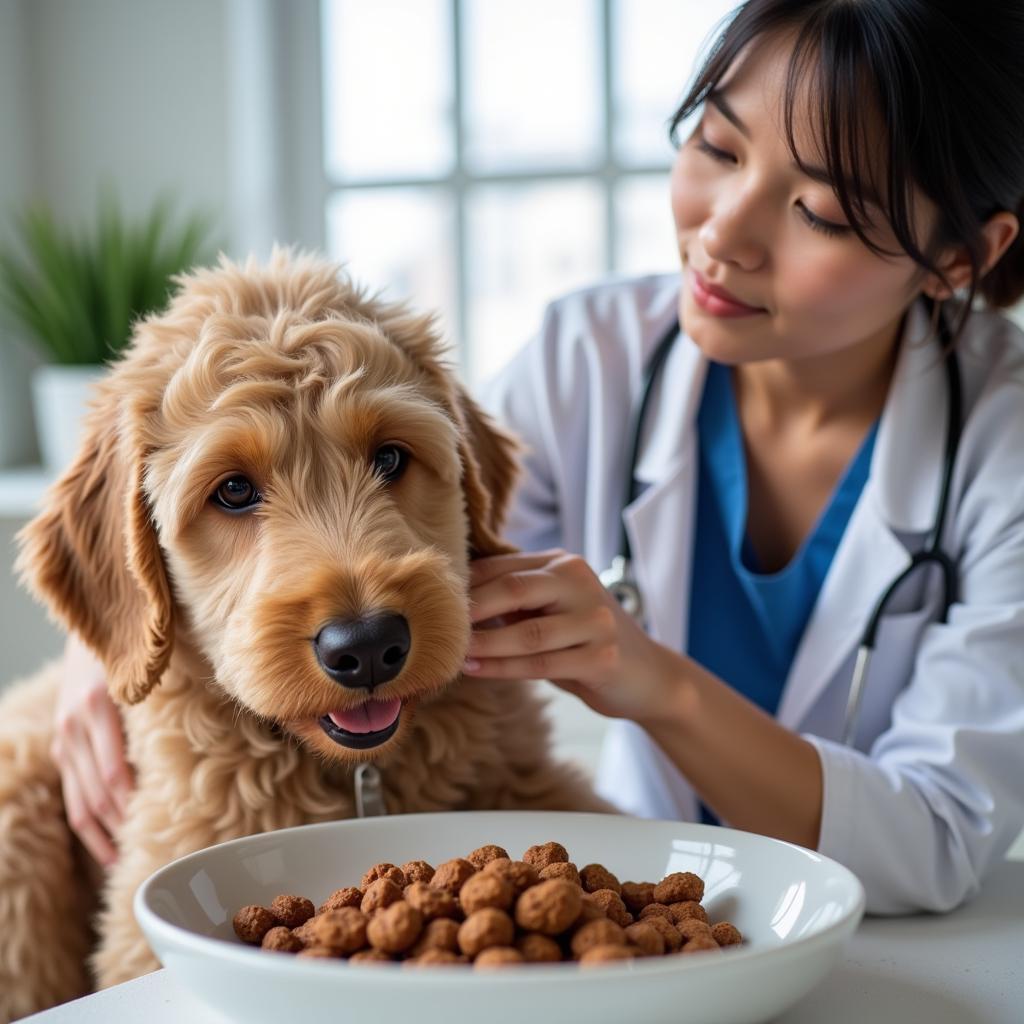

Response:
(698, 190), (768, 272)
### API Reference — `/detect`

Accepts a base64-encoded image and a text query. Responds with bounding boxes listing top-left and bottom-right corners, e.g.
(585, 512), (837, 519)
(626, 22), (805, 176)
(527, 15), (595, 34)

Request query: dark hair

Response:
(669, 0), (1024, 337)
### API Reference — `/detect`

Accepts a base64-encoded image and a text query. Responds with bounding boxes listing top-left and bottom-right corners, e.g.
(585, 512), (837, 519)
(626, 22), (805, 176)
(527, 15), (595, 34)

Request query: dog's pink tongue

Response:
(328, 697), (401, 734)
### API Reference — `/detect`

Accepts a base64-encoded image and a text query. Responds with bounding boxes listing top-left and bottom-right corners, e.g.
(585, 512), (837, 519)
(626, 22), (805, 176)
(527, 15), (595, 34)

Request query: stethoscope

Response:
(599, 301), (963, 747)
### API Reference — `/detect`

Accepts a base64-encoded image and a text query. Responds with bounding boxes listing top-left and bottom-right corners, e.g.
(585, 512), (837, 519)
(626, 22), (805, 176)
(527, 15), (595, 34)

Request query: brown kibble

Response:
(514, 879), (583, 935)
(570, 918), (627, 958)
(459, 871), (514, 914)
(579, 863), (620, 895)
(350, 948), (393, 964)
(681, 935), (721, 954)
(474, 946), (524, 968)
(572, 892), (608, 927)
(362, 863), (407, 889)
(400, 860), (435, 885)
(233, 905), (277, 944)
(360, 877), (403, 916)
(589, 888), (632, 927)
(408, 949), (467, 966)
(516, 932), (563, 963)
(466, 844), (510, 869)
(653, 871), (704, 905)
(579, 944), (636, 965)
(261, 926), (303, 953)
(668, 900), (708, 925)
(457, 908), (515, 957)
(624, 921), (665, 956)
(675, 918), (714, 944)
(411, 917), (460, 956)
(366, 901), (424, 954)
(270, 894), (315, 929)
(318, 886), (363, 915)
(539, 861), (582, 886)
(522, 842), (569, 869)
(638, 903), (673, 922)
(291, 918), (319, 947)
(309, 907), (368, 954)
(432, 858), (477, 894)
(297, 945), (338, 958)
(643, 914), (683, 953)
(711, 921), (743, 947)
(484, 859), (540, 895)
(620, 881), (656, 914)
(405, 881), (459, 921)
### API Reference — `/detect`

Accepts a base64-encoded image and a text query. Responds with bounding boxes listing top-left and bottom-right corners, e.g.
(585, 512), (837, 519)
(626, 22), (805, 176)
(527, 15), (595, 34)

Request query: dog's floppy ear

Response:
(451, 385), (521, 558)
(16, 384), (174, 705)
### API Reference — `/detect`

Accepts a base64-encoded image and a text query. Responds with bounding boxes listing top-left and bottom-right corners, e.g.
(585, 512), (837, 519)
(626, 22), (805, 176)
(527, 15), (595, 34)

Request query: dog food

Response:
(230, 841), (744, 968)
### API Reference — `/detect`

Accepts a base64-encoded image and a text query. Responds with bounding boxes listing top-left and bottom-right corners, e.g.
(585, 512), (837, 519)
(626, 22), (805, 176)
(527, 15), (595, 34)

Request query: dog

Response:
(0, 250), (608, 1021)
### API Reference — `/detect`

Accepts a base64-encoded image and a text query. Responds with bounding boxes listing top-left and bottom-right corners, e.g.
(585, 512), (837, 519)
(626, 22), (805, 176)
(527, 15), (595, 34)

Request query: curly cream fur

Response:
(0, 249), (608, 1020)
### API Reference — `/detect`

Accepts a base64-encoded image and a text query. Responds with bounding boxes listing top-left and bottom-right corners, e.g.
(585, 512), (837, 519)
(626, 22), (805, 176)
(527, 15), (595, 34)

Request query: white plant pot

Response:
(31, 364), (107, 475)
(0, 334), (42, 468)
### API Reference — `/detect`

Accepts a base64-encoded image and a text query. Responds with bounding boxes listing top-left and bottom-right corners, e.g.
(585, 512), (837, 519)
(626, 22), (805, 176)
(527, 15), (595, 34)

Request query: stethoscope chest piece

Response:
(599, 555), (643, 621)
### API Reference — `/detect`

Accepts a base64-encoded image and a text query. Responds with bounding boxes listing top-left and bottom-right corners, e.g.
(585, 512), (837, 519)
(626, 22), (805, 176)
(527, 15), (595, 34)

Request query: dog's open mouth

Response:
(318, 697), (402, 750)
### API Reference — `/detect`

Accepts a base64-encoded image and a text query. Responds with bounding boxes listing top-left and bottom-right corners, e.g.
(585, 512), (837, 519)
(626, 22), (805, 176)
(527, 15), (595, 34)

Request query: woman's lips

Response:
(690, 271), (766, 318)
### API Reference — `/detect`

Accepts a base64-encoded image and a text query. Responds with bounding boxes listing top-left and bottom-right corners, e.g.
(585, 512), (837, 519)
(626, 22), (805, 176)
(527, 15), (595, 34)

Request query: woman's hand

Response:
(51, 633), (134, 866)
(463, 550), (683, 723)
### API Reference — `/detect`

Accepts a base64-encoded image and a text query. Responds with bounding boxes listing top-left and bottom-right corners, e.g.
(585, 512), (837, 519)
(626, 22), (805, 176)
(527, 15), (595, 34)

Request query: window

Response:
(321, 0), (738, 385)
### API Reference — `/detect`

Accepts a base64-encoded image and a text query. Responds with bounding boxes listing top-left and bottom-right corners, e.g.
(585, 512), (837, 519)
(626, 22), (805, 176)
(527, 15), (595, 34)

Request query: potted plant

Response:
(0, 191), (215, 473)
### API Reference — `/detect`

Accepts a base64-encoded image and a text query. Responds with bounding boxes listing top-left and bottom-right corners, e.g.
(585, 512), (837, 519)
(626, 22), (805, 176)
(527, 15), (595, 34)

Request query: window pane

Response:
(613, 0), (740, 166)
(614, 173), (679, 276)
(462, 0), (601, 173)
(466, 180), (605, 384)
(322, 0), (454, 180)
(325, 187), (457, 341)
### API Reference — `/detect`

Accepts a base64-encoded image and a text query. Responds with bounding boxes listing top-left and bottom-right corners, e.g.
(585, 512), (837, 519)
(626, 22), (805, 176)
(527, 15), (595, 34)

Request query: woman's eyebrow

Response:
(706, 89), (885, 211)
(708, 90), (751, 138)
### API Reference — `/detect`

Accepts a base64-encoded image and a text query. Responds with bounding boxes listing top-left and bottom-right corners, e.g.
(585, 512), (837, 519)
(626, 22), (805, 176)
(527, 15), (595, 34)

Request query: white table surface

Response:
(23, 858), (1023, 1024)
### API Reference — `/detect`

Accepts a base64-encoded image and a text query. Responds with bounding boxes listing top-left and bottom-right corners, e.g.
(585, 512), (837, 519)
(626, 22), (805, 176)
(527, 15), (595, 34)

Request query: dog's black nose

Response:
(313, 614), (411, 690)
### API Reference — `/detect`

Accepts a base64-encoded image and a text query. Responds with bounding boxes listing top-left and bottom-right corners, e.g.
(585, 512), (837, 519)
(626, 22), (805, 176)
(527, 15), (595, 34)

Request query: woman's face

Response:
(671, 32), (935, 366)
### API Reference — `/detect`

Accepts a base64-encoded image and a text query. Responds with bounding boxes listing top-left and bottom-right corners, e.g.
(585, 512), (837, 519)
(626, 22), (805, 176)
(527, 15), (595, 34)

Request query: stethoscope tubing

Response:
(605, 299), (962, 749)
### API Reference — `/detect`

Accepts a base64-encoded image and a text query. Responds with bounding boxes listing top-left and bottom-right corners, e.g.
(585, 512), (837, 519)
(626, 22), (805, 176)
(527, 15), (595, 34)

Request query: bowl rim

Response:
(134, 810), (866, 987)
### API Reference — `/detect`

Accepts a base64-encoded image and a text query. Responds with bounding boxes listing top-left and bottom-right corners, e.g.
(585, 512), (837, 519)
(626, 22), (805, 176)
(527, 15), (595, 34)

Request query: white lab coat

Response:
(481, 273), (1024, 915)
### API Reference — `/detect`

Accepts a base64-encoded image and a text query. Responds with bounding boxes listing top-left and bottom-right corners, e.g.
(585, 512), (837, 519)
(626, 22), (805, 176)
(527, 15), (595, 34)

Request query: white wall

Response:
(24, 0), (229, 228)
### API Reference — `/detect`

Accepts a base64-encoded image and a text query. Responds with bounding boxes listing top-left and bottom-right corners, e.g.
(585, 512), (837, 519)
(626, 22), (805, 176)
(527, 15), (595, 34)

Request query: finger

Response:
(61, 719), (125, 841)
(463, 644), (610, 683)
(469, 550), (561, 586)
(86, 696), (135, 817)
(469, 569), (566, 623)
(469, 610), (601, 659)
(60, 762), (118, 867)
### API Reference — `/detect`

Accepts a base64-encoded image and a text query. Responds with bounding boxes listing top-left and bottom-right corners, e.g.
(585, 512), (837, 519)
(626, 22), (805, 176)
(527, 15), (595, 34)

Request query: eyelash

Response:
(694, 136), (851, 239)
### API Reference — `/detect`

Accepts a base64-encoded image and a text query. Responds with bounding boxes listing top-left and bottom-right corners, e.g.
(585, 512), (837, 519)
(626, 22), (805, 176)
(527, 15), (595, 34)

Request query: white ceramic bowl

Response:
(135, 811), (864, 1024)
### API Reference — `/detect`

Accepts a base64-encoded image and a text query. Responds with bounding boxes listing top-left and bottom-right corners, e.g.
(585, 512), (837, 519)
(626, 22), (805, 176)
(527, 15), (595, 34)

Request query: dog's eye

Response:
(212, 475), (262, 512)
(372, 445), (408, 483)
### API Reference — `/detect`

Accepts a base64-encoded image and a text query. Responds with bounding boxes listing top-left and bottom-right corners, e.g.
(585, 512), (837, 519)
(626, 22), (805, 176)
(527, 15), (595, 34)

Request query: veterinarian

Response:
(465, 0), (1024, 916)
(56, 0), (1024, 916)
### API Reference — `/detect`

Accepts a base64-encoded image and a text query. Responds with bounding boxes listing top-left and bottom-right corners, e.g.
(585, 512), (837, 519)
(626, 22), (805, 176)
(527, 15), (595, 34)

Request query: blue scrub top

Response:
(688, 361), (878, 824)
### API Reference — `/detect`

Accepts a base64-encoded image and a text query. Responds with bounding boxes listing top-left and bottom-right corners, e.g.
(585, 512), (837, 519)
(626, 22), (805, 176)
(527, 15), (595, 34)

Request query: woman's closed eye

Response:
(795, 202), (851, 238)
(695, 135), (737, 165)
